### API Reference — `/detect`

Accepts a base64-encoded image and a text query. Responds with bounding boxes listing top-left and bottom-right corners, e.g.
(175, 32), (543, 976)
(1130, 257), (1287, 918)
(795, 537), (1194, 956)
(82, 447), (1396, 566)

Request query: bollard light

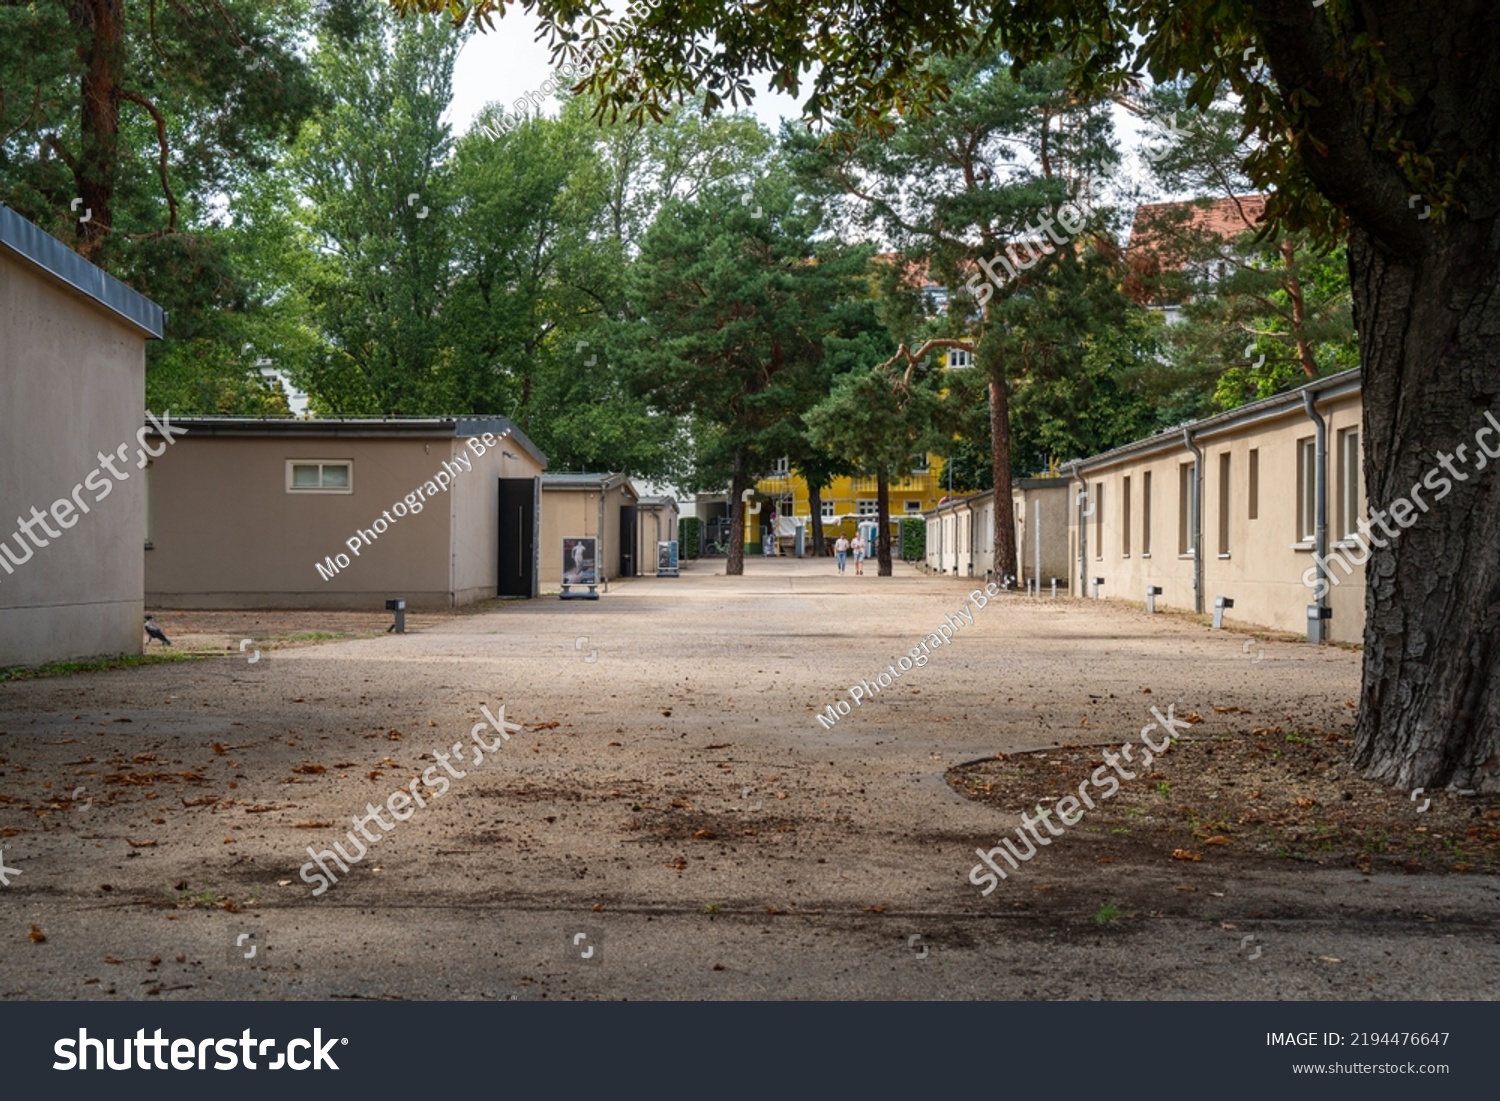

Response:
(1146, 585), (1162, 614)
(1212, 595), (1234, 629)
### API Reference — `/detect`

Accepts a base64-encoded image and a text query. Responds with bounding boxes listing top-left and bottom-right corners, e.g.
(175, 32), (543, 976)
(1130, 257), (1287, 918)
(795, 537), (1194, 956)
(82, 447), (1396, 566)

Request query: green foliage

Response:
(899, 518), (926, 561)
(678, 517), (701, 559)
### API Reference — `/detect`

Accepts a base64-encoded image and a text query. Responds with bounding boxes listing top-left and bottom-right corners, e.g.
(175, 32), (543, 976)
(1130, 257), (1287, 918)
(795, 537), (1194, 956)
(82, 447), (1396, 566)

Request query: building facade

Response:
(0, 204), (165, 667)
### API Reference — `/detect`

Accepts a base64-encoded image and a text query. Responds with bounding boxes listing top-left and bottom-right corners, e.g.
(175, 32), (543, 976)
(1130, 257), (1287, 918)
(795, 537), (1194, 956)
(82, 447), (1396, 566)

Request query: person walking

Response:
(834, 534), (850, 574)
(851, 532), (866, 575)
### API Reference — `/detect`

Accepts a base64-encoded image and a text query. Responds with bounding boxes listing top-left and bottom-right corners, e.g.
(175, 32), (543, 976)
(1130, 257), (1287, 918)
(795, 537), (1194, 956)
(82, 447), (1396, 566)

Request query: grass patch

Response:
(0, 651), (205, 682)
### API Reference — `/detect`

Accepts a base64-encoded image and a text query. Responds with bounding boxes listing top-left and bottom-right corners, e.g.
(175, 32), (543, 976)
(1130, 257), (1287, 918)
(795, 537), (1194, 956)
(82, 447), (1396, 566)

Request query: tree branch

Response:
(120, 89), (179, 231)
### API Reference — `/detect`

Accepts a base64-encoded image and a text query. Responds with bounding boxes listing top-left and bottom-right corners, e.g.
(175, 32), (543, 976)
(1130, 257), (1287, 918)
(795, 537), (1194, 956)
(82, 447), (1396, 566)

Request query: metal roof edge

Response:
(0, 203), (165, 339)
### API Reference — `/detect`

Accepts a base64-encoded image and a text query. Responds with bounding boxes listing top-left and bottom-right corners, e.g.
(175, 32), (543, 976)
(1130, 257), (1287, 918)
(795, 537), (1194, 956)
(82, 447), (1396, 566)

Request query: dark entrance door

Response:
(497, 478), (535, 597)
(619, 505), (638, 577)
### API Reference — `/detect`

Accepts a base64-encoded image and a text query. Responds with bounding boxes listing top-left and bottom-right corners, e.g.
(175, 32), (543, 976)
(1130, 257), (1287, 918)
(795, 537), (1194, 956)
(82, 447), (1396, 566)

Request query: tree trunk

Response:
(726, 448), (747, 576)
(988, 375), (1018, 586)
(1347, 226), (1500, 792)
(808, 482), (826, 556)
(73, 0), (125, 262)
(876, 471), (892, 576)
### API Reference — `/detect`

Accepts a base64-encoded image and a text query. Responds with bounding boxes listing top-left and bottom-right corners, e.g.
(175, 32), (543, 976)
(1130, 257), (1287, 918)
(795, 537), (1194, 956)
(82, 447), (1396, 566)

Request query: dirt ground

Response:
(1, 557), (1496, 1000)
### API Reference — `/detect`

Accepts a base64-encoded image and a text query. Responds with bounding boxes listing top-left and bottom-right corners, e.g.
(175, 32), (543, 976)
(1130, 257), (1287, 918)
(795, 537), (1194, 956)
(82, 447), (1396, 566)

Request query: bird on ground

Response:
(144, 616), (172, 647)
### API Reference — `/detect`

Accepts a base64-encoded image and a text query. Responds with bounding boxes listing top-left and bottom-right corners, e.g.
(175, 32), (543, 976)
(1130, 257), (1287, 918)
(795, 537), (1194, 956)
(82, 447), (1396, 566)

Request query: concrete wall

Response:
(145, 431), (542, 610)
(1070, 387), (1366, 641)
(1014, 479), (1073, 589)
(0, 251), (149, 665)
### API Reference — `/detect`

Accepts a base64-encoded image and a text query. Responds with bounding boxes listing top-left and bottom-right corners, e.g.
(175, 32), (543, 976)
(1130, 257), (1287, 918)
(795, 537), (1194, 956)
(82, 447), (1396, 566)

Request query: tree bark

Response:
(726, 447), (747, 576)
(1346, 225), (1500, 792)
(808, 481), (826, 556)
(989, 374), (1017, 586)
(876, 471), (892, 576)
(73, 0), (125, 262)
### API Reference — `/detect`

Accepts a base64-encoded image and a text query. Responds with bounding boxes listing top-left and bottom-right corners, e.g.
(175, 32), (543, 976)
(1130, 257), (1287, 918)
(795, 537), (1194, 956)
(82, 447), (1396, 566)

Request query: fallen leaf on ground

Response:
(1171, 849), (1203, 862)
(28, 924), (45, 943)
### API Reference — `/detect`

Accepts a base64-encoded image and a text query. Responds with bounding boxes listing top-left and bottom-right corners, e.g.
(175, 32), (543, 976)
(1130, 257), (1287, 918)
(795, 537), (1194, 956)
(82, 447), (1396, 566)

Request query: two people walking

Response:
(834, 533), (867, 575)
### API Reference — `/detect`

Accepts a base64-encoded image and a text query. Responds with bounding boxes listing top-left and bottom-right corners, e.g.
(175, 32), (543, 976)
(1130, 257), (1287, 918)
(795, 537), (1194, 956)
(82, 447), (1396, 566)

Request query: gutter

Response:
(1183, 426), (1204, 615)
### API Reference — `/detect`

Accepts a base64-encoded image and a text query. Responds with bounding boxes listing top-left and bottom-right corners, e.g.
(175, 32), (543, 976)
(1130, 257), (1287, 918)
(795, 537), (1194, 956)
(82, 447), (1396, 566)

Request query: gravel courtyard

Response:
(2, 557), (1496, 1000)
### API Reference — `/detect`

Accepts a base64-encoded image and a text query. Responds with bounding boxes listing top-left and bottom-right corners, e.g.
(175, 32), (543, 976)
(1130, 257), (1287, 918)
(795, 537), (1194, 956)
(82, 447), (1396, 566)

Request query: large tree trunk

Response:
(1347, 227), (1500, 793)
(876, 471), (892, 576)
(726, 448), (747, 576)
(988, 375), (1017, 586)
(808, 482), (826, 556)
(73, 0), (124, 262)
(1252, 0), (1500, 792)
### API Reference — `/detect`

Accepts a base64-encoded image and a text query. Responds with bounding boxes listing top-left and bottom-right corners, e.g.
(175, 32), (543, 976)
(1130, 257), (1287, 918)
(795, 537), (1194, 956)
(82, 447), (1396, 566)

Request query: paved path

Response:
(1, 557), (1496, 999)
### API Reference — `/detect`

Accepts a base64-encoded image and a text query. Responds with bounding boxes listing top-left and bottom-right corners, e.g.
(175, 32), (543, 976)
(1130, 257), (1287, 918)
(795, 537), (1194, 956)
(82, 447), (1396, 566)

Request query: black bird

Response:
(144, 616), (172, 647)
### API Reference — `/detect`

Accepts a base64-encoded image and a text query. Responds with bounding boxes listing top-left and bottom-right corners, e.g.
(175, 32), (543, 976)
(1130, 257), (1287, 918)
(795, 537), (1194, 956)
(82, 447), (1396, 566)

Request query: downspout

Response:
(1302, 389), (1329, 620)
(1070, 462), (1088, 596)
(1183, 427), (1204, 615)
(598, 483), (607, 588)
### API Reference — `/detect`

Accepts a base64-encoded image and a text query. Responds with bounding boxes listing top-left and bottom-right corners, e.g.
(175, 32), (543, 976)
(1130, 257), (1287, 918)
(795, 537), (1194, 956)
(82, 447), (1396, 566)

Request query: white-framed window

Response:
(910, 453), (930, 474)
(288, 460), (353, 494)
(947, 348), (973, 370)
(1338, 428), (1361, 539)
(1178, 462), (1193, 555)
(856, 499), (879, 517)
(821, 500), (837, 520)
(1296, 437), (1316, 542)
(770, 456), (790, 477)
(903, 499), (923, 514)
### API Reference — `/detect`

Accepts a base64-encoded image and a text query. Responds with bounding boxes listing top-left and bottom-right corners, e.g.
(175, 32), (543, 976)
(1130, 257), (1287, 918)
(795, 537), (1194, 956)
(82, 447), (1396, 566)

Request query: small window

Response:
(1217, 452), (1231, 555)
(1248, 448), (1259, 520)
(1094, 481), (1105, 558)
(1178, 461), (1193, 556)
(770, 456), (790, 477)
(288, 460), (353, 494)
(1142, 471), (1152, 555)
(856, 499), (879, 517)
(910, 453), (930, 474)
(1122, 476), (1132, 556)
(821, 500), (837, 520)
(1296, 437), (1316, 542)
(1338, 429), (1361, 539)
(947, 349), (972, 370)
(903, 499), (923, 514)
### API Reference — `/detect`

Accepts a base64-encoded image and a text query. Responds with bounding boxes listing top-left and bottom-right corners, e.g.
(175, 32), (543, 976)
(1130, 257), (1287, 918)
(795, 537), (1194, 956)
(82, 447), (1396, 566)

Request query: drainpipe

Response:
(1069, 462), (1088, 597)
(1302, 390), (1329, 634)
(1183, 427), (1204, 615)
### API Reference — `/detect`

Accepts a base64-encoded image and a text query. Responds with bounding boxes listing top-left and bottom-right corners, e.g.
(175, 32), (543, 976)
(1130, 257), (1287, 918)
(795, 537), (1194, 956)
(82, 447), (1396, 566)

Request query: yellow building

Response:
(752, 348), (974, 552)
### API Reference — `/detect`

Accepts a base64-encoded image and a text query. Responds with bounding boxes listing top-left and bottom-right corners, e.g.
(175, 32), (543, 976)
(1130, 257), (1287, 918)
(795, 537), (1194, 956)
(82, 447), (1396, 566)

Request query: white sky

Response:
(445, 21), (804, 137)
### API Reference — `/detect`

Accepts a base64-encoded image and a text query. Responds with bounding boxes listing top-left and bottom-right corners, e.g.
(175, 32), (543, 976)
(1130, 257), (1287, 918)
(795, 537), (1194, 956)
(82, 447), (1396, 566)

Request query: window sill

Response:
(1141, 553), (1152, 559)
(1122, 553), (1131, 559)
(1291, 542), (1315, 552)
(1177, 553), (1195, 560)
(144, 541), (154, 551)
(1217, 553), (1231, 559)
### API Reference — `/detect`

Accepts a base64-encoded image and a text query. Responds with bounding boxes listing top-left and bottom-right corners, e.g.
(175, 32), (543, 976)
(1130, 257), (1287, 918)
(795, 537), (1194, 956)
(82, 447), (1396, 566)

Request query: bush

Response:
(899, 517), (926, 561)
(678, 516), (701, 559)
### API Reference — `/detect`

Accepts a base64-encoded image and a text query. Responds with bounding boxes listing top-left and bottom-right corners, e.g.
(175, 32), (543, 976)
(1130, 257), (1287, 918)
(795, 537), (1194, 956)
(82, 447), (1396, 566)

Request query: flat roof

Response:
(161, 415), (548, 468)
(0, 204), (165, 338)
(543, 472), (634, 493)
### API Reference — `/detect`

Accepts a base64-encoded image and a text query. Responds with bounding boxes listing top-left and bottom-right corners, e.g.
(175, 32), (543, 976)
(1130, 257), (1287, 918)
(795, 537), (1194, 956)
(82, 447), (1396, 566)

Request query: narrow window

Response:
(1296, 437), (1316, 542)
(1094, 481), (1105, 558)
(1339, 429), (1361, 539)
(1178, 461), (1193, 555)
(1122, 476), (1132, 556)
(1218, 452), (1231, 555)
(1248, 449), (1259, 520)
(1142, 471), (1152, 555)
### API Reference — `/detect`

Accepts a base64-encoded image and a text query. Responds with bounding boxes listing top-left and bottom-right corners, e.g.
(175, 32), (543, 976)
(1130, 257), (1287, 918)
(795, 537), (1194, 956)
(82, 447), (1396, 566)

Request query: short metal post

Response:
(1307, 603), (1332, 643)
(1146, 585), (1162, 614)
(1213, 595), (1234, 629)
(1050, 578), (1058, 599)
(385, 598), (406, 634)
(1092, 577), (1104, 600)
